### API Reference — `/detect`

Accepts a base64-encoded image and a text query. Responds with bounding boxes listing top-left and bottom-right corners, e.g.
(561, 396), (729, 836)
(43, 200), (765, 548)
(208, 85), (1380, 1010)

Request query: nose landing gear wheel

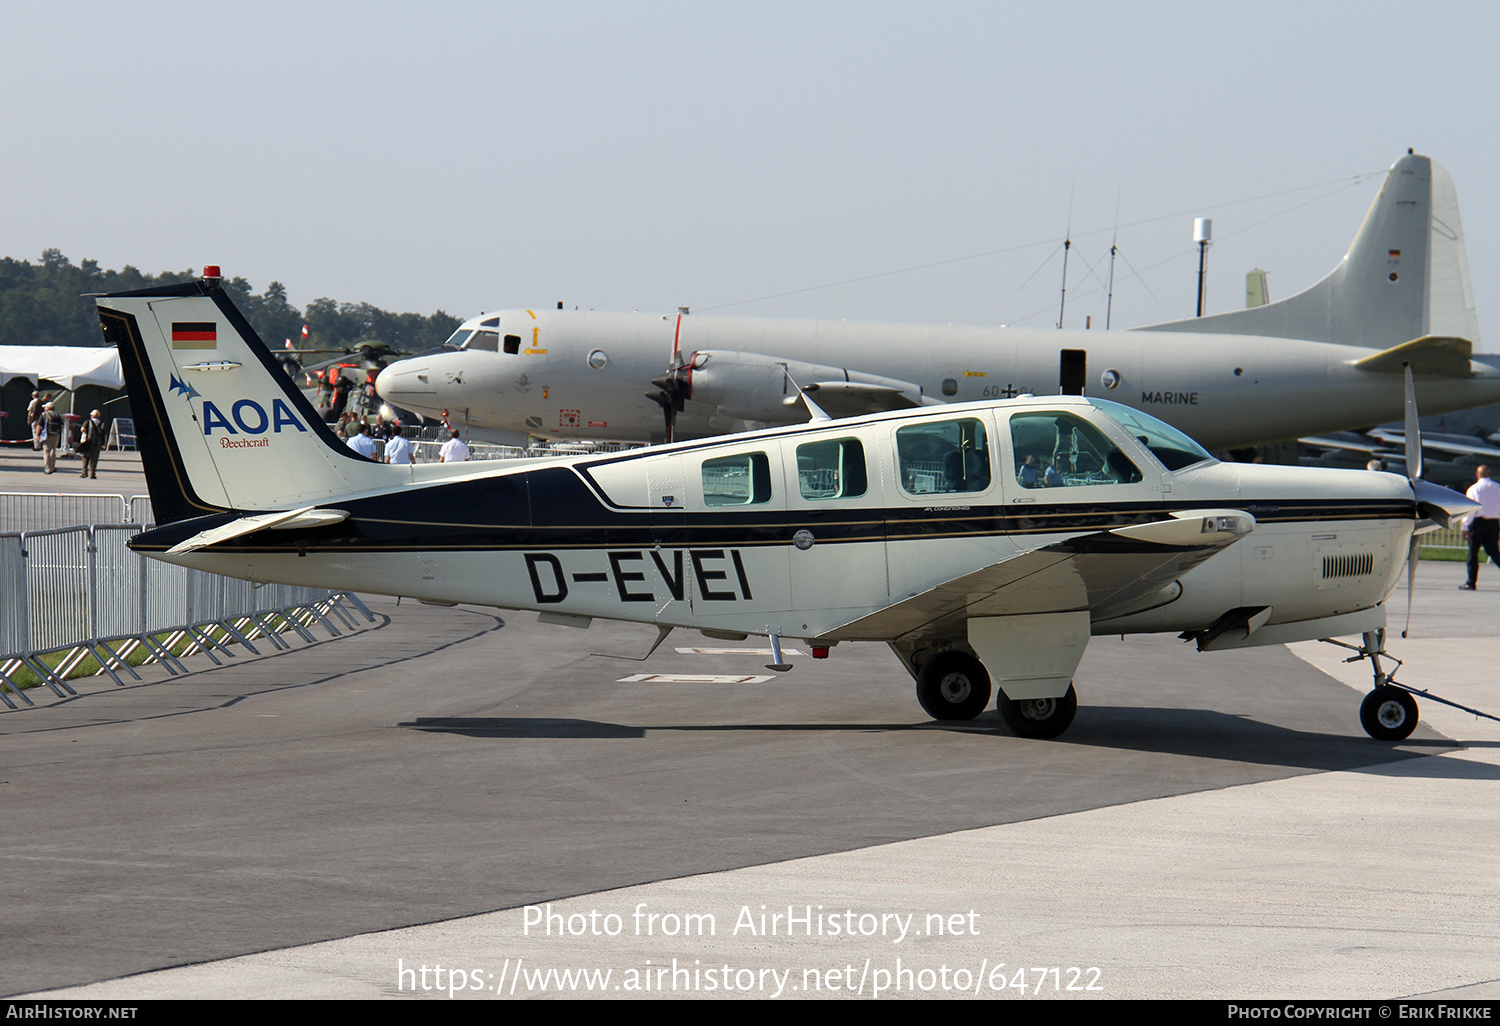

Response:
(999, 684), (1078, 739)
(1360, 685), (1419, 741)
(915, 652), (992, 720)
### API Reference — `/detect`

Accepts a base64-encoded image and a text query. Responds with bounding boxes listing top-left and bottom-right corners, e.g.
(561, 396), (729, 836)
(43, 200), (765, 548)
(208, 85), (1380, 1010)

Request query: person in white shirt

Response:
(346, 423), (380, 460)
(384, 432), (413, 465)
(439, 430), (470, 463)
(1459, 464), (1500, 590)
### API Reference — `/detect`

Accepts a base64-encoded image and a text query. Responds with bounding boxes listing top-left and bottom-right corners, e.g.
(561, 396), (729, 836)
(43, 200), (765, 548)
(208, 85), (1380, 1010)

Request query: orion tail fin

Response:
(96, 270), (391, 524)
(1140, 152), (1480, 349)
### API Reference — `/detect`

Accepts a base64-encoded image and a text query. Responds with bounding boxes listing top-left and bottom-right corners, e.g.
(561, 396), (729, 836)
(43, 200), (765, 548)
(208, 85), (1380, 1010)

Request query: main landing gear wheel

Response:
(1360, 685), (1419, 741)
(915, 652), (992, 721)
(999, 684), (1078, 739)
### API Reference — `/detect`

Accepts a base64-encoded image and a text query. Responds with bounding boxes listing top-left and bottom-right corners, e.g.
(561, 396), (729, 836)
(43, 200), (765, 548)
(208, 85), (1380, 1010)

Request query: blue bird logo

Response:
(168, 374), (200, 402)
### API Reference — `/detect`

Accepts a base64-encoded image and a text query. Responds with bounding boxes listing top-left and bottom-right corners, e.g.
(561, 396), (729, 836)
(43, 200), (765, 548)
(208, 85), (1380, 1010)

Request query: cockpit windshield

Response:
(443, 328), (473, 349)
(1087, 398), (1215, 470)
(463, 330), (500, 352)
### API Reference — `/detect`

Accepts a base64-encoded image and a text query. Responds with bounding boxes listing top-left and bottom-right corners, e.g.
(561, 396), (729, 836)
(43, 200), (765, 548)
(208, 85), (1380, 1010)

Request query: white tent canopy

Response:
(0, 346), (123, 390)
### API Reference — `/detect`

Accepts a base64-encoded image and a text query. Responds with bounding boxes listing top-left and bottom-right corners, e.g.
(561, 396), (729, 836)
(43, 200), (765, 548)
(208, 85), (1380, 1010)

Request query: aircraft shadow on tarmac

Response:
(400, 706), (1489, 778)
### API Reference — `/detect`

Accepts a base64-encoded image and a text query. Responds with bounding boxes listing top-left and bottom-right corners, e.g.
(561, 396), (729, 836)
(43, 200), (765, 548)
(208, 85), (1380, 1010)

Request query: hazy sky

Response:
(5, 0), (1498, 341)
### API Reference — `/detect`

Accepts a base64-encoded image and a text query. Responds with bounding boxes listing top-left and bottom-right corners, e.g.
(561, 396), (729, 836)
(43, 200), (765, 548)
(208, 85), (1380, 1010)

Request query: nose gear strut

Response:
(1320, 628), (1500, 740)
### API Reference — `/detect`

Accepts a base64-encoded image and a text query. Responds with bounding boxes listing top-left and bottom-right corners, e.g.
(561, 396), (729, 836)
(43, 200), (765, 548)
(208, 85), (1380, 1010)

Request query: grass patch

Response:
(2, 617), (300, 694)
(1421, 547), (1484, 563)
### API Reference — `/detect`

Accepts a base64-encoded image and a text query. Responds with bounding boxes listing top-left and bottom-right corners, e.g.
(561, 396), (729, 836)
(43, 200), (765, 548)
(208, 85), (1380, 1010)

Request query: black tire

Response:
(999, 684), (1078, 739)
(1360, 686), (1419, 741)
(915, 652), (992, 721)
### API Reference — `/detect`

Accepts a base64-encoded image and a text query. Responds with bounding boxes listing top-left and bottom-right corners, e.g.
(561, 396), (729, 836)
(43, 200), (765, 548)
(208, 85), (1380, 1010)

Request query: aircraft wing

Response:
(1368, 428), (1500, 460)
(833, 509), (1254, 642)
(1298, 434), (1389, 456)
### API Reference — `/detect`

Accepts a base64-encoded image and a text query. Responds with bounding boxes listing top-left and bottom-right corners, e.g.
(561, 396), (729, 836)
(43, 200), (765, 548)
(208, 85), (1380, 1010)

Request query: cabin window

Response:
(1009, 411), (1143, 488)
(503, 334), (522, 355)
(465, 330), (500, 352)
(702, 452), (772, 506)
(941, 378), (958, 397)
(796, 438), (867, 499)
(896, 418), (991, 495)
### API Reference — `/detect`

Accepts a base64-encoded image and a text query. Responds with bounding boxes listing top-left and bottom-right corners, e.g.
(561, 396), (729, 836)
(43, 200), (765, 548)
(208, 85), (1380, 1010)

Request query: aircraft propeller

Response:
(1403, 363), (1423, 638)
(1397, 362), (1479, 636)
(647, 352), (692, 443)
(295, 341), (408, 375)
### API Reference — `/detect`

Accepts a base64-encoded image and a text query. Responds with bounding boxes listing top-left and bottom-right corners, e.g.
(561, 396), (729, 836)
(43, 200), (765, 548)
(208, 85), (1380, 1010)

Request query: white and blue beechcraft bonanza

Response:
(99, 270), (1476, 741)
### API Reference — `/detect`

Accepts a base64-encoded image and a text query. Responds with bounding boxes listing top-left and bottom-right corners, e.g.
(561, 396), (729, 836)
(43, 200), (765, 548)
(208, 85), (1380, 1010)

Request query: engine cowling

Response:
(683, 350), (930, 423)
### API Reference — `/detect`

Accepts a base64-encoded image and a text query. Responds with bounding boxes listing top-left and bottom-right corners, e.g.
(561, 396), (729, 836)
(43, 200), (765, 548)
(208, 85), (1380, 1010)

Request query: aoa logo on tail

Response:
(165, 374), (308, 437)
(199, 398), (307, 436)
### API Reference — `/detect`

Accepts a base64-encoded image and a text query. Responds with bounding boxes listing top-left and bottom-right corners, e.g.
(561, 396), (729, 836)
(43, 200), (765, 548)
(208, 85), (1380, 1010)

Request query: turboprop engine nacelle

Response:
(685, 350), (932, 423)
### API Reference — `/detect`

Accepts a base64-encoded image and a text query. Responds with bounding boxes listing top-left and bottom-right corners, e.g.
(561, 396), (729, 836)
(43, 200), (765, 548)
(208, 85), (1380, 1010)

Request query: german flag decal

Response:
(172, 322), (217, 349)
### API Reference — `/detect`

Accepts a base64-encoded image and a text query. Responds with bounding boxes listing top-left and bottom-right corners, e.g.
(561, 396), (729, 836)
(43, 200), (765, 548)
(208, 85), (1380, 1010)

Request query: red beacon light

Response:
(202, 265), (222, 282)
(812, 646), (829, 659)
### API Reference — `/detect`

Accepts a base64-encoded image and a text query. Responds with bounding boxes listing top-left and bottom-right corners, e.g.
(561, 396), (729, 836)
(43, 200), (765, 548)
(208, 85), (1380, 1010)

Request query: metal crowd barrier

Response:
(406, 438), (644, 465)
(1419, 525), (1466, 553)
(0, 492), (157, 533)
(0, 523), (373, 710)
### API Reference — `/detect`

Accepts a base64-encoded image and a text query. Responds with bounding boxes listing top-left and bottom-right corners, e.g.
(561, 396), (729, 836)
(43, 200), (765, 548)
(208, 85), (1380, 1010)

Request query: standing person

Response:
(332, 374), (351, 417)
(26, 392), (43, 447)
(384, 430), (413, 466)
(77, 409), (106, 478)
(1459, 465), (1500, 590)
(39, 402), (64, 474)
(439, 429), (470, 463)
(346, 423), (380, 460)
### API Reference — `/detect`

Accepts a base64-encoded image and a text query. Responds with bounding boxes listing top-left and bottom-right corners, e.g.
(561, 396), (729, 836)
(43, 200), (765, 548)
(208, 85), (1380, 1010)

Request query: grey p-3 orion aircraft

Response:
(377, 152), (1498, 449)
(99, 269), (1475, 741)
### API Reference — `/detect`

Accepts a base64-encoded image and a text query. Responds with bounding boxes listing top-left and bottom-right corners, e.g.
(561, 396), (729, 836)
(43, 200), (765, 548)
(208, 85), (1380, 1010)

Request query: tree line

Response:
(0, 249), (462, 355)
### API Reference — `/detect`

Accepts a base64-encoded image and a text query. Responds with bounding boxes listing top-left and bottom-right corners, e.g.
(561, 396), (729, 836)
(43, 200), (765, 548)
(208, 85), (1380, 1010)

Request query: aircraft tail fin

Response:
(1140, 153), (1480, 349)
(96, 272), (393, 525)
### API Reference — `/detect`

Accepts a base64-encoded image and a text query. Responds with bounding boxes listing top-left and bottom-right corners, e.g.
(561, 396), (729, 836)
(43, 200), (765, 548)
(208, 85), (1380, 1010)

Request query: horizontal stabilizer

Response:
(167, 507), (350, 554)
(1352, 336), (1474, 377)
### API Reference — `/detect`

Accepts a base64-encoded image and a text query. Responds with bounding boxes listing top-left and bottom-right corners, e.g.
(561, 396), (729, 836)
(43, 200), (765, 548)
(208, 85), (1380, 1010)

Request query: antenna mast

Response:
(1057, 185), (1075, 329)
(1105, 188), (1121, 329)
